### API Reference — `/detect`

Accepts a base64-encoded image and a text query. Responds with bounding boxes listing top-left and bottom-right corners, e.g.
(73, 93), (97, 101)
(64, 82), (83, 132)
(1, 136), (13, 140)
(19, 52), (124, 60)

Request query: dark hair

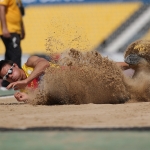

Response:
(0, 60), (14, 79)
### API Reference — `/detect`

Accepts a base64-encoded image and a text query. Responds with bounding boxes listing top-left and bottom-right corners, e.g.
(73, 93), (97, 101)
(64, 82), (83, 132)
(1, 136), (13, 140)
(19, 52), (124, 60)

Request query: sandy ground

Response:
(0, 97), (150, 129)
(1, 50), (150, 129)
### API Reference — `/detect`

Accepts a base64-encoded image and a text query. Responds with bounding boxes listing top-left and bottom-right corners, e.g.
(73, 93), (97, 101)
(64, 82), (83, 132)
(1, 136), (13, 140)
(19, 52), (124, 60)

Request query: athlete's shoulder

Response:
(22, 63), (33, 76)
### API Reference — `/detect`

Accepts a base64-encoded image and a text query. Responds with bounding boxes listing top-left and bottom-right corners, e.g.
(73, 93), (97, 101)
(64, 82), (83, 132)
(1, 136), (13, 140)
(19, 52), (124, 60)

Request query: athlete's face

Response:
(0, 64), (21, 83)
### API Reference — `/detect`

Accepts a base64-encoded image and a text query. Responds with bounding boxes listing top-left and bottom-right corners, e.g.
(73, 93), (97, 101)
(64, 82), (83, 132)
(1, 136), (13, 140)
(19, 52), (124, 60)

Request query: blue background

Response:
(22, 0), (150, 7)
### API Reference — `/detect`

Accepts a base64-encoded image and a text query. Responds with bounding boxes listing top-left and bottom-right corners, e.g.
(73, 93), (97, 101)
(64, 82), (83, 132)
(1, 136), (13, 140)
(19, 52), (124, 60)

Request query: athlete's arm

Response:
(116, 62), (130, 70)
(24, 55), (50, 83)
(7, 56), (50, 90)
(0, 5), (11, 38)
(21, 19), (25, 40)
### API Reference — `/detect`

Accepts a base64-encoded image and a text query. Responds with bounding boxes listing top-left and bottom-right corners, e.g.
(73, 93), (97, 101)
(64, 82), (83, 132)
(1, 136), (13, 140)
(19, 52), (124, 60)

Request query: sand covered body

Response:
(26, 49), (150, 105)
(28, 50), (128, 105)
(1, 97), (150, 128)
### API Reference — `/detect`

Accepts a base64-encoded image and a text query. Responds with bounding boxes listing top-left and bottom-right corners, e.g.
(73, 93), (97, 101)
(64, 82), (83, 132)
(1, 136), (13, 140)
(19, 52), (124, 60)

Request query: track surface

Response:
(1, 97), (150, 150)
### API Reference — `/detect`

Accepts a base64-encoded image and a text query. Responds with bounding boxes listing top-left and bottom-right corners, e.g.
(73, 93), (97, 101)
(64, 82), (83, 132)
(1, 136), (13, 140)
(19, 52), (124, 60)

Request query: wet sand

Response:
(0, 97), (150, 128)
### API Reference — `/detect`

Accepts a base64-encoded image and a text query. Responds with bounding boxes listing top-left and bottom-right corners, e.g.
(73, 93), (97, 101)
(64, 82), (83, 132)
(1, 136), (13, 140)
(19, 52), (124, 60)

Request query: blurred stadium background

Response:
(1, 1), (150, 149)
(0, 0), (150, 63)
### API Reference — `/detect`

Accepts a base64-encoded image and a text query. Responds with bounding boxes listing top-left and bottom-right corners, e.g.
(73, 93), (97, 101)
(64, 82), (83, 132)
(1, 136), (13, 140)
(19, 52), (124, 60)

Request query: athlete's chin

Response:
(12, 77), (19, 82)
(12, 79), (16, 82)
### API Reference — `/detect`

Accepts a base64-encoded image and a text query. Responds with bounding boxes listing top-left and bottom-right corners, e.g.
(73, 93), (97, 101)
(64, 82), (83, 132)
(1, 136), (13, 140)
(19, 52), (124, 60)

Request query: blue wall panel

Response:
(22, 0), (150, 7)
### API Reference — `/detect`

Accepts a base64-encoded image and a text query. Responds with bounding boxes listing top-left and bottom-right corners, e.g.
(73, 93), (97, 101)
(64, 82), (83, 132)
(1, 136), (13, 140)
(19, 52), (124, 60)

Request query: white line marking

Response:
(104, 6), (150, 53)
(0, 96), (14, 99)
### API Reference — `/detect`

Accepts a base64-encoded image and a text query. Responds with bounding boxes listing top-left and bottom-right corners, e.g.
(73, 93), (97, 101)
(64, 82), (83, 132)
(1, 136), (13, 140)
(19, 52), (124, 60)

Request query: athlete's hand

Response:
(14, 92), (28, 102)
(7, 80), (28, 90)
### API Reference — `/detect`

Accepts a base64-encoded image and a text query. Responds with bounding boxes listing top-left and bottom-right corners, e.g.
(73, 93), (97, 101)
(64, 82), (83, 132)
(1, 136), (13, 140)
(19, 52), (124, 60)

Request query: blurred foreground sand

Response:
(0, 97), (150, 128)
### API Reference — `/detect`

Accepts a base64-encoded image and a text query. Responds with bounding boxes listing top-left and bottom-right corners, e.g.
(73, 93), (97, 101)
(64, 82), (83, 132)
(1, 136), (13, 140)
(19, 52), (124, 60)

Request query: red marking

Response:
(27, 78), (38, 89)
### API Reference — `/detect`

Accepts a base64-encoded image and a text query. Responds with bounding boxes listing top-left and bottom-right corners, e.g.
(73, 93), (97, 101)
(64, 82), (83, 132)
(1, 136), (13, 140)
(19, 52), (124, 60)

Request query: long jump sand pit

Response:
(1, 97), (150, 129)
(1, 50), (150, 130)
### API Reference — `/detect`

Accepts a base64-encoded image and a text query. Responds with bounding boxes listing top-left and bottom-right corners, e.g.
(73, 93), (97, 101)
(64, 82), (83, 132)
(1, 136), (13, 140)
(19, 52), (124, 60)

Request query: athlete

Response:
(0, 53), (132, 102)
(0, 55), (50, 102)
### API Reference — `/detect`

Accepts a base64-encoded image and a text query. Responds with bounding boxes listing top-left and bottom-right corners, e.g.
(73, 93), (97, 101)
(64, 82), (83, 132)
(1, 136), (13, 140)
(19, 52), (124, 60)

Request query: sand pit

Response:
(1, 50), (150, 129)
(0, 97), (150, 129)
